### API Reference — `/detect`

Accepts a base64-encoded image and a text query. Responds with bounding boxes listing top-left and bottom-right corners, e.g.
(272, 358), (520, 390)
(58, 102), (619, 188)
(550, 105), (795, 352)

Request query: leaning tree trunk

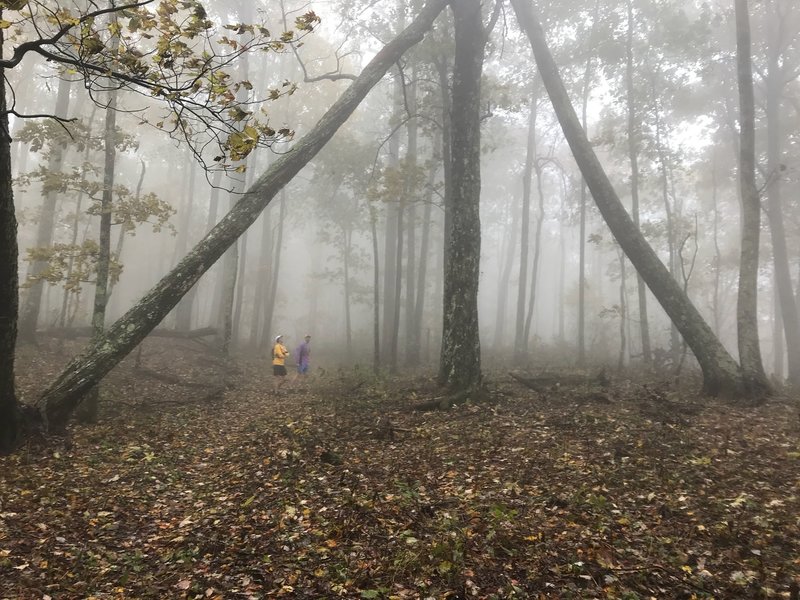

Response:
(734, 0), (771, 397)
(34, 0), (450, 431)
(0, 20), (20, 453)
(438, 0), (484, 390)
(511, 0), (746, 397)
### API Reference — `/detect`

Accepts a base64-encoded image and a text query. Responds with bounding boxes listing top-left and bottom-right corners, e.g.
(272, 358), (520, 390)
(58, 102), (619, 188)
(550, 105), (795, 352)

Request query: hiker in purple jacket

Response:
(292, 335), (312, 385)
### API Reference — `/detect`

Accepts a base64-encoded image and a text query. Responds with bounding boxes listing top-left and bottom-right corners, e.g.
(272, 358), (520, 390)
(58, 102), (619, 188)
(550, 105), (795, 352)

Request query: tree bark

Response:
(79, 29), (120, 423)
(764, 13), (800, 385)
(511, 0), (746, 397)
(35, 0), (450, 431)
(0, 17), (20, 453)
(438, 0), (484, 390)
(734, 0), (771, 397)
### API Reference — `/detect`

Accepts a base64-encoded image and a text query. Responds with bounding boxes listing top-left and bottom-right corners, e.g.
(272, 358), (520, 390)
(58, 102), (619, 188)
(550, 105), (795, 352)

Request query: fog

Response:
(9, 0), (800, 379)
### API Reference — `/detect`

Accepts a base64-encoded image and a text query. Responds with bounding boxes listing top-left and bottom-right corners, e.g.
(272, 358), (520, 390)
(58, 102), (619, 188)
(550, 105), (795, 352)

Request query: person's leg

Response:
(276, 366), (288, 392)
(273, 365), (282, 392)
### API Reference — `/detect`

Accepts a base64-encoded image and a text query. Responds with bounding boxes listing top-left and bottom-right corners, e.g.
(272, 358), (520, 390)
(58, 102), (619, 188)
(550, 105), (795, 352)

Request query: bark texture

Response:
(0, 24), (20, 452)
(438, 0), (484, 390)
(511, 0), (745, 397)
(734, 0), (770, 398)
(764, 17), (800, 385)
(35, 0), (449, 430)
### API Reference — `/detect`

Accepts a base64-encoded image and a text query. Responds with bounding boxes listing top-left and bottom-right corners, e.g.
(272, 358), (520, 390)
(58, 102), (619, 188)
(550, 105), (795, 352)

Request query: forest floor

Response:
(2, 339), (800, 600)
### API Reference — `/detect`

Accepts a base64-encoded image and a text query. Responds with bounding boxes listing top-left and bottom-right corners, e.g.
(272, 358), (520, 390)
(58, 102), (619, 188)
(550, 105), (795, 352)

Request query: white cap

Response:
(275, 335), (283, 342)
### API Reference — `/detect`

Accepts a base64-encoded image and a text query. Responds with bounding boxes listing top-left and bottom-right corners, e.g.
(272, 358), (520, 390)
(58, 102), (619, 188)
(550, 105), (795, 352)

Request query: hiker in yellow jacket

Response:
(272, 335), (290, 393)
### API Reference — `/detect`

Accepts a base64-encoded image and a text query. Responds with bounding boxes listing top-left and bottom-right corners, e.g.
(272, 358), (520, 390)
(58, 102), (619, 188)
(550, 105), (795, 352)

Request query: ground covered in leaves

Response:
(2, 340), (800, 599)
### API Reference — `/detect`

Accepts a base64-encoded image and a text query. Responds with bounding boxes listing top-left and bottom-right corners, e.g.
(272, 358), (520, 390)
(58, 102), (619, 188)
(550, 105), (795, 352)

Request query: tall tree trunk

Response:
(435, 49), (453, 366)
(18, 77), (72, 341)
(577, 0), (601, 366)
(250, 195), (271, 348)
(493, 191), (518, 350)
(653, 97), (681, 365)
(382, 1), (406, 364)
(206, 169), (223, 324)
(438, 0), (484, 390)
(59, 106), (98, 327)
(108, 158), (145, 303)
(734, 0), (770, 397)
(522, 160), (546, 349)
(0, 18), (21, 453)
(34, 0), (450, 431)
(175, 157), (198, 331)
(711, 150), (722, 337)
(261, 193), (286, 349)
(618, 250), (628, 371)
(343, 227), (353, 355)
(404, 74), (418, 366)
(410, 140), (438, 364)
(390, 200), (404, 372)
(217, 201), (239, 355)
(79, 12), (120, 424)
(764, 20), (800, 385)
(773, 277), (784, 379)
(232, 227), (248, 342)
(558, 171), (568, 342)
(625, 0), (651, 364)
(514, 95), (536, 360)
(511, 0), (746, 397)
(370, 204), (381, 372)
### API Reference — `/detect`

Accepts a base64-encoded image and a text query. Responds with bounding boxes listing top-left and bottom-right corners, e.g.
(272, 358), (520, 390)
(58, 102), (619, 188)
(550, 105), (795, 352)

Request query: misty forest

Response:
(1, 0), (800, 597)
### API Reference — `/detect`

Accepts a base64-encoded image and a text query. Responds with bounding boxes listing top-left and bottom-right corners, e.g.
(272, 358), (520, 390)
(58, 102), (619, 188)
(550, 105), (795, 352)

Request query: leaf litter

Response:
(2, 340), (800, 599)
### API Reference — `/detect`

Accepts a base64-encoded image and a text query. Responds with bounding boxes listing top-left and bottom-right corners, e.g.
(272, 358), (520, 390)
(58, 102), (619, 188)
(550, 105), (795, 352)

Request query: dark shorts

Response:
(273, 365), (287, 376)
(297, 363), (309, 375)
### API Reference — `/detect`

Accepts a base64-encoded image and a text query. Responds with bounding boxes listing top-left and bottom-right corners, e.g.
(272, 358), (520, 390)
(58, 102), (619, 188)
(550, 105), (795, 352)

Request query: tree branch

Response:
(0, 0), (155, 69)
